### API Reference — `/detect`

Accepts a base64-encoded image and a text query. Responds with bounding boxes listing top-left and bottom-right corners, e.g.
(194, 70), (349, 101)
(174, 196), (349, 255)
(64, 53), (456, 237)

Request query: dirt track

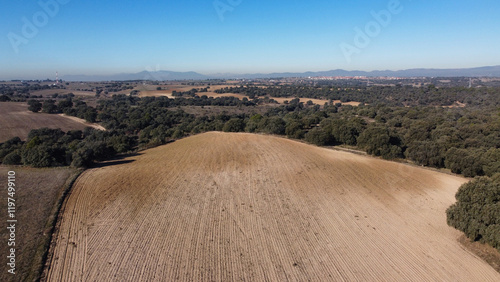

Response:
(0, 102), (103, 142)
(57, 114), (106, 131)
(45, 132), (500, 281)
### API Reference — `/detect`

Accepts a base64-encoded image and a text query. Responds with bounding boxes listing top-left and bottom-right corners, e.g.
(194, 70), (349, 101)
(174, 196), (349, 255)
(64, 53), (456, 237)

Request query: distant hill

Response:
(62, 65), (500, 81)
(235, 66), (500, 79)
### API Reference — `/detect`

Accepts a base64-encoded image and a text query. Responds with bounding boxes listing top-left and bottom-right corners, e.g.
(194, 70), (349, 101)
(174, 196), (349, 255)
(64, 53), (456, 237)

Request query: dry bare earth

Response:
(0, 102), (103, 142)
(46, 133), (500, 281)
(137, 84), (339, 105)
(0, 166), (79, 282)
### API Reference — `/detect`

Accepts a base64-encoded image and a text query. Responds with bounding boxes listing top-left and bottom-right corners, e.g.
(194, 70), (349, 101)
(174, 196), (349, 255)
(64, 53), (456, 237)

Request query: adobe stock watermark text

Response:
(6, 171), (16, 275)
(340, 0), (410, 63)
(7, 0), (72, 54)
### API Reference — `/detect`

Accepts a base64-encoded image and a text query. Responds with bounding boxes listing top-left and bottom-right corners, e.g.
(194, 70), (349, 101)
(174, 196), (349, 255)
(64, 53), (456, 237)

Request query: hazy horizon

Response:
(3, 0), (500, 80)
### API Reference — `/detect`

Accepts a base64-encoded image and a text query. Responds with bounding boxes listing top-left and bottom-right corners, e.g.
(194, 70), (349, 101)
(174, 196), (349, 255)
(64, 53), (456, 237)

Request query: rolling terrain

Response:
(0, 102), (104, 142)
(45, 132), (500, 281)
(137, 87), (350, 106)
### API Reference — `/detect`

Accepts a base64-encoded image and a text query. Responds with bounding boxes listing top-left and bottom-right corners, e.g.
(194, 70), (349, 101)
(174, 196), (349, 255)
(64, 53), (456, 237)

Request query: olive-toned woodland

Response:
(447, 175), (500, 250)
(1, 80), (499, 250)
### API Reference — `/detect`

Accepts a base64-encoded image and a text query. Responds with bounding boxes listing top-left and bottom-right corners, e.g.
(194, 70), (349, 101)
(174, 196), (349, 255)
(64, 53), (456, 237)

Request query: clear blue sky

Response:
(2, 0), (500, 79)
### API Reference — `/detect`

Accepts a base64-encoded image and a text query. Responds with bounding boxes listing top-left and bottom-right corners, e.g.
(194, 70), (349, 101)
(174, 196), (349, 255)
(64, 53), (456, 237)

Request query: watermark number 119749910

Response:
(6, 171), (17, 275)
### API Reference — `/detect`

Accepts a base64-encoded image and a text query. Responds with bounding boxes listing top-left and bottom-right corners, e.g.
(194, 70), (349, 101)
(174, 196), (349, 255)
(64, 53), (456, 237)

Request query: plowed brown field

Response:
(45, 132), (500, 281)
(0, 102), (104, 142)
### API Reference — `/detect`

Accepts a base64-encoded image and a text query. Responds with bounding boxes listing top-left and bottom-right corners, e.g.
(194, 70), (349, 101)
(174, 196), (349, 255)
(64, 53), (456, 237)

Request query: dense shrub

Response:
(259, 116), (286, 135)
(21, 145), (54, 167)
(357, 126), (403, 159)
(28, 99), (42, 112)
(329, 118), (366, 146)
(482, 148), (500, 177)
(42, 99), (58, 113)
(447, 176), (500, 250)
(445, 148), (484, 177)
(245, 114), (262, 133)
(2, 151), (22, 165)
(285, 121), (305, 139)
(0, 127), (136, 168)
(405, 141), (444, 167)
(0, 95), (11, 101)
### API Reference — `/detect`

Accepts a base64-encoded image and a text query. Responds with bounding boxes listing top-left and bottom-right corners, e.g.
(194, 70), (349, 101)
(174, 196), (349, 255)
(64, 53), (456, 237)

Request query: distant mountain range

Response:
(62, 66), (500, 81)
(62, 71), (207, 82)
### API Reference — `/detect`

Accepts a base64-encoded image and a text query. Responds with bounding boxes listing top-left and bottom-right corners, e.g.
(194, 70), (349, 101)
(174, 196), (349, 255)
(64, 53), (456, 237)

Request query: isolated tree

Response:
(27, 99), (42, 113)
(42, 99), (58, 114)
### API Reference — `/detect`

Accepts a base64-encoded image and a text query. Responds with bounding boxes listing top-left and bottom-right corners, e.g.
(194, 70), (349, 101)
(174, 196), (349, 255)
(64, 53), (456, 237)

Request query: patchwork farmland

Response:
(0, 102), (103, 142)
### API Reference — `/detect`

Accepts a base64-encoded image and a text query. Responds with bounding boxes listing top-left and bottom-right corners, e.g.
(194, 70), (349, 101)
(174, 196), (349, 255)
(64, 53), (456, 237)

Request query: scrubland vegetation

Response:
(447, 175), (500, 250)
(2, 83), (499, 175)
(1, 80), (500, 252)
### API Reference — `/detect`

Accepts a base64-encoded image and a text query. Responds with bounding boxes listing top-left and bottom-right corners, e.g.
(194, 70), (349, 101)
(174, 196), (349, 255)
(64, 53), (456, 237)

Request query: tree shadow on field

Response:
(91, 152), (142, 168)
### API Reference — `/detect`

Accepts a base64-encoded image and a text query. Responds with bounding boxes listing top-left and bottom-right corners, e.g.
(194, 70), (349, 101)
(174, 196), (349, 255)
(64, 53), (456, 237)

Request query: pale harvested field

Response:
(137, 84), (359, 106)
(137, 90), (176, 98)
(0, 103), (102, 142)
(138, 90), (246, 100)
(203, 92), (249, 100)
(271, 97), (331, 105)
(335, 100), (362, 106)
(138, 90), (340, 106)
(138, 85), (238, 98)
(46, 133), (500, 281)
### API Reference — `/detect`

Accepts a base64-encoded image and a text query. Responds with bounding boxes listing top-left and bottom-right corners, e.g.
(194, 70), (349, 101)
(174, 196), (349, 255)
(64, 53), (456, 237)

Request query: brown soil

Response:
(45, 133), (500, 281)
(0, 166), (79, 282)
(458, 235), (500, 273)
(0, 102), (103, 142)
